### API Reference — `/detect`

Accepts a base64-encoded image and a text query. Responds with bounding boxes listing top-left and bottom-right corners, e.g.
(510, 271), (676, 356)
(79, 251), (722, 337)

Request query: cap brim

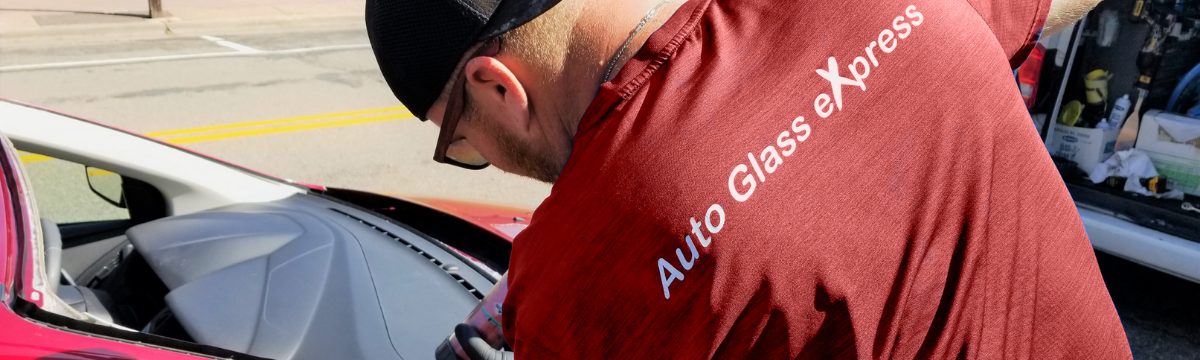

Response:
(479, 0), (563, 40)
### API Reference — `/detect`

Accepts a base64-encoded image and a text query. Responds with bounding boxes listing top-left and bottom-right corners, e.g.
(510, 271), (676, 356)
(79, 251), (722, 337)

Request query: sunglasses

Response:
(430, 38), (502, 170)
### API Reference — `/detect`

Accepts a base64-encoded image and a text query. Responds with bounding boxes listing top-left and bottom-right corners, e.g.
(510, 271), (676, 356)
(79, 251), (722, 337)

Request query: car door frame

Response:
(0, 130), (262, 359)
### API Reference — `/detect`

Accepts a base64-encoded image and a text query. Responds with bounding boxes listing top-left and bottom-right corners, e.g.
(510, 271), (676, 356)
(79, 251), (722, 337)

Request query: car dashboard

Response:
(122, 194), (493, 359)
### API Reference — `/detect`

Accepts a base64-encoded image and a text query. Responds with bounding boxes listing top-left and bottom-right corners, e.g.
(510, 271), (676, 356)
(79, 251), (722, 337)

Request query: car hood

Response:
(397, 197), (533, 242)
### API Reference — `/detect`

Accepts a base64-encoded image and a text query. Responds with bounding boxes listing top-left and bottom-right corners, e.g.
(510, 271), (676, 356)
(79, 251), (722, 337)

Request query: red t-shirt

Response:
(503, 0), (1132, 358)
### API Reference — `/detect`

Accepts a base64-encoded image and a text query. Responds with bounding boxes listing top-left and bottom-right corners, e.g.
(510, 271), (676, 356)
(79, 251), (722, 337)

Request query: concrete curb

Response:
(0, 43), (372, 72)
(0, 20), (169, 42)
(0, 14), (363, 43)
(167, 14), (364, 36)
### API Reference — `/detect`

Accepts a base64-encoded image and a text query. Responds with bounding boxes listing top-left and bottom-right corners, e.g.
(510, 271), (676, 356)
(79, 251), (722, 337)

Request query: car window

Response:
(18, 151), (129, 224)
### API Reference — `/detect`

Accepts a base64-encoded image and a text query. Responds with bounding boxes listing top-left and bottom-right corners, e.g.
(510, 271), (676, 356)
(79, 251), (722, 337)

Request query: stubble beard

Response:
(465, 100), (562, 184)
(493, 124), (561, 184)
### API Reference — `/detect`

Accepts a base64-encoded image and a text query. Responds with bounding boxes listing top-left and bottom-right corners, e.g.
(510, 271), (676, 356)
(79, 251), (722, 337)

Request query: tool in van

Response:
(1085, 69), (1113, 106)
(1130, 1), (1177, 93)
(1116, 1), (1180, 151)
(1104, 175), (1171, 194)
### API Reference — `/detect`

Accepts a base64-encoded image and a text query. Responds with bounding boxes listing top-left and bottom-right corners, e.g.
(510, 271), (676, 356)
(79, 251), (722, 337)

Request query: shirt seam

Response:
(960, 0), (1049, 67)
(616, 0), (712, 100)
(563, 0), (711, 171)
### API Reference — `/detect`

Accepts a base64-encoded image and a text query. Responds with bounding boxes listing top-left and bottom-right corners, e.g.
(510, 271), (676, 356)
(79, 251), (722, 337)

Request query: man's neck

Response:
(554, 0), (688, 137)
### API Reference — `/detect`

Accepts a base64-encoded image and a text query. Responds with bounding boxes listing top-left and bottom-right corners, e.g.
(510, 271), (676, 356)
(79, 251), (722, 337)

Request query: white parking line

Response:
(0, 44), (371, 73)
(199, 35), (262, 53)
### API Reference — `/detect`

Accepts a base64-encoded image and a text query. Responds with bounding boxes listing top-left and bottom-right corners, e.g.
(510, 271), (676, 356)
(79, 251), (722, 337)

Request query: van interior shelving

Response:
(1026, 0), (1200, 282)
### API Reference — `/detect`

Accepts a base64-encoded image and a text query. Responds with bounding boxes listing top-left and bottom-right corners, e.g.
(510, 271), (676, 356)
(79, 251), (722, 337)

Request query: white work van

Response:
(1025, 0), (1200, 283)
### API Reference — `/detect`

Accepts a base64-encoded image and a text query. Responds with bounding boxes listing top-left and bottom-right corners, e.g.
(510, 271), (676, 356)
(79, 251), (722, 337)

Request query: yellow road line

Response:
(86, 168), (116, 177)
(165, 113), (414, 144)
(20, 108), (415, 164)
(147, 106), (408, 138)
(20, 154), (53, 163)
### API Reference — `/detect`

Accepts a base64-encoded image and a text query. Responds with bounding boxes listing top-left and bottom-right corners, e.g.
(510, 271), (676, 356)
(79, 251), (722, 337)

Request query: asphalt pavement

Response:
(1098, 252), (1200, 359)
(0, 24), (554, 211)
(0, 15), (1197, 359)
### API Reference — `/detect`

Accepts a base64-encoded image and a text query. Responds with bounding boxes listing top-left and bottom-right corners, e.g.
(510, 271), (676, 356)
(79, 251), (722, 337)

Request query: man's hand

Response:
(1045, 0), (1103, 34)
(455, 324), (514, 360)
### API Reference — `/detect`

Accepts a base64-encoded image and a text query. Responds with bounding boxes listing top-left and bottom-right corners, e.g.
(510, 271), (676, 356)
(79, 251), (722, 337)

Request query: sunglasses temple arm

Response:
(433, 75), (469, 163)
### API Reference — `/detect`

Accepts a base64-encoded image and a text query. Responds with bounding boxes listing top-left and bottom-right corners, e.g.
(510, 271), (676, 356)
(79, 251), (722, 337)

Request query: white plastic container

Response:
(1106, 94), (1131, 130)
(1048, 123), (1120, 175)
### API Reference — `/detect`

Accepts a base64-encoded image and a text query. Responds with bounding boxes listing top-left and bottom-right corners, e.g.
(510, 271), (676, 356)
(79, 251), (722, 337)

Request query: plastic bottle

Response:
(436, 273), (509, 360)
(1107, 94), (1131, 130)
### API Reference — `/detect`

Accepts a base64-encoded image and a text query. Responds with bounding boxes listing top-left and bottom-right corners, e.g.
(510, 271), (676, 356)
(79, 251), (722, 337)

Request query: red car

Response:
(0, 98), (529, 359)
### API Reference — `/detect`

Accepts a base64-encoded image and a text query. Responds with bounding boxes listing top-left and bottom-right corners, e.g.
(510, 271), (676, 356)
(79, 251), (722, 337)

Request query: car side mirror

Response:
(85, 166), (125, 208)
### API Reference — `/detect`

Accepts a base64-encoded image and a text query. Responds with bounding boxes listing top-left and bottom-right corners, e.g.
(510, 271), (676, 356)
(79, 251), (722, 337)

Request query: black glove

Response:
(455, 323), (514, 360)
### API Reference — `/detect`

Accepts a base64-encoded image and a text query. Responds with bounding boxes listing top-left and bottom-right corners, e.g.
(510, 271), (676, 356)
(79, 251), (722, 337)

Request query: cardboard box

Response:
(1143, 150), (1200, 196)
(1135, 111), (1200, 195)
(1048, 123), (1119, 175)
(1136, 110), (1200, 160)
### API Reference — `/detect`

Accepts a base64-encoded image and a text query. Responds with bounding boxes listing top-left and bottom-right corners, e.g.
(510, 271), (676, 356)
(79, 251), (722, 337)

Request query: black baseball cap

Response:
(366, 0), (563, 120)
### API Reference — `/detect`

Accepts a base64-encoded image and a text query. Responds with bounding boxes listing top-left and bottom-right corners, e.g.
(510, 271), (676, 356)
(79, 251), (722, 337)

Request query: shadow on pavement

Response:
(1097, 251), (1200, 359)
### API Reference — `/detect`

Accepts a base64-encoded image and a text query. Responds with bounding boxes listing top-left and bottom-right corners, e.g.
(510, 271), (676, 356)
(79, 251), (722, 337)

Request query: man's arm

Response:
(1045, 0), (1103, 34)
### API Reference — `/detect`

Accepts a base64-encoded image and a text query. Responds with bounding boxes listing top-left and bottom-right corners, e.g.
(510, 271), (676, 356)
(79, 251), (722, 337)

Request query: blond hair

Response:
(438, 0), (582, 102)
(499, 0), (581, 76)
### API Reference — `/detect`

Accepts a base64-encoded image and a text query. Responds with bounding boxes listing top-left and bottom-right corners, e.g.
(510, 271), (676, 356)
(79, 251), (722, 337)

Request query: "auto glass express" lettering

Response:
(657, 5), (923, 300)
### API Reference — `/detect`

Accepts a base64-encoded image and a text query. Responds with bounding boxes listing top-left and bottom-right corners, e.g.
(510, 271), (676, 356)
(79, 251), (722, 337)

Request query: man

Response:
(366, 0), (1131, 358)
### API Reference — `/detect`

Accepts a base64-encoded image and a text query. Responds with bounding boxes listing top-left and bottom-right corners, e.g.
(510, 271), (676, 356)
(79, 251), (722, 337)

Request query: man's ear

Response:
(463, 57), (531, 128)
